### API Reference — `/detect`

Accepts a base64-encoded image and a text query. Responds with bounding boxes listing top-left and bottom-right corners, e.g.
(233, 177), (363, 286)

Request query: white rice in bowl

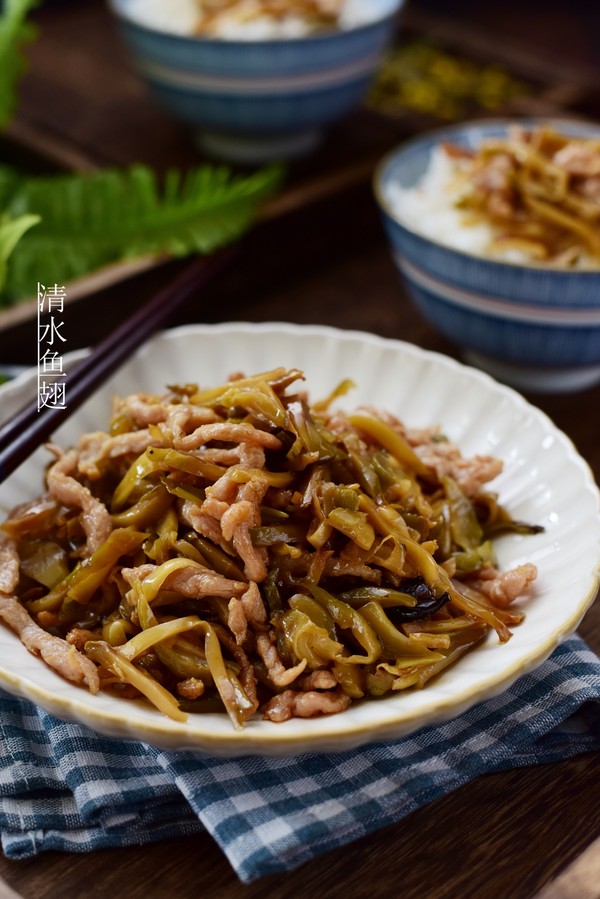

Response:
(386, 147), (510, 260)
(387, 143), (598, 270)
(121, 0), (387, 38)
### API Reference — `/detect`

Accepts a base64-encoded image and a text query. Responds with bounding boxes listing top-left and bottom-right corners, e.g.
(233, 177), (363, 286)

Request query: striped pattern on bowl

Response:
(109, 0), (403, 140)
(375, 119), (600, 375)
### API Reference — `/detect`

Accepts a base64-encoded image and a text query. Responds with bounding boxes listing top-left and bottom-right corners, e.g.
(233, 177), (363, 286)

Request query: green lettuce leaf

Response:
(0, 210), (40, 295)
(0, 0), (38, 129)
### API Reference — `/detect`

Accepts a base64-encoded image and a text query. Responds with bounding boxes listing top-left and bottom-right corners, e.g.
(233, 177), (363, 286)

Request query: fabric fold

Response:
(1, 635), (599, 882)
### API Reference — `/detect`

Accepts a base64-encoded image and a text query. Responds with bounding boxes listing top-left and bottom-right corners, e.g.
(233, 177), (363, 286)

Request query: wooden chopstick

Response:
(0, 248), (235, 483)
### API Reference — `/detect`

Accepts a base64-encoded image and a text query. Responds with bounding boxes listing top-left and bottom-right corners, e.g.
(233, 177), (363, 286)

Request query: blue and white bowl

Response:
(374, 119), (600, 393)
(108, 0), (403, 163)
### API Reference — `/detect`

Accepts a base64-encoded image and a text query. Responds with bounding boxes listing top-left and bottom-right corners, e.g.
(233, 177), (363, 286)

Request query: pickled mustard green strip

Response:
(185, 533), (246, 581)
(359, 494), (441, 587)
(111, 450), (160, 510)
(446, 581), (511, 642)
(338, 586), (418, 609)
(228, 468), (294, 488)
(157, 507), (179, 542)
(359, 601), (443, 661)
(368, 535), (407, 577)
(287, 399), (345, 461)
(347, 412), (430, 476)
(345, 444), (382, 499)
(134, 558), (205, 603)
(371, 450), (404, 491)
(263, 567), (283, 614)
(525, 194), (600, 255)
(413, 639), (485, 689)
(109, 413), (134, 436)
(307, 519), (333, 549)
(452, 540), (495, 573)
(250, 523), (305, 546)
(205, 381), (289, 429)
(112, 447), (226, 510)
(332, 659), (365, 698)
(288, 594), (337, 635)
(442, 475), (483, 550)
(281, 609), (344, 668)
(160, 479), (206, 504)
(327, 507), (375, 551)
(56, 528), (146, 607)
(102, 618), (133, 646)
(332, 485), (361, 511)
(403, 615), (479, 634)
(358, 493), (410, 539)
(155, 636), (213, 681)
(118, 615), (204, 661)
(201, 622), (255, 728)
(111, 484), (173, 528)
(308, 584), (381, 665)
(19, 541), (69, 589)
(312, 378), (355, 414)
(169, 538), (206, 564)
(85, 640), (187, 722)
(191, 367), (299, 405)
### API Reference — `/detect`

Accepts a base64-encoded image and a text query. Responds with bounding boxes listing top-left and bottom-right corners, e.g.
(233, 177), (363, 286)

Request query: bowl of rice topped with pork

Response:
(375, 118), (600, 393)
(108, 0), (404, 163)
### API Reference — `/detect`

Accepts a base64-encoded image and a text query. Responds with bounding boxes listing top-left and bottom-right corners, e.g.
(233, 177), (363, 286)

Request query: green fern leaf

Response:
(1, 162), (282, 305)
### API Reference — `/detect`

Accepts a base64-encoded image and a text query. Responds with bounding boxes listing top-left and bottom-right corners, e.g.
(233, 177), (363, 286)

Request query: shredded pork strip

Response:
(470, 563), (538, 608)
(176, 677), (205, 700)
(262, 688), (351, 722)
(113, 396), (221, 433)
(121, 563), (247, 599)
(175, 422), (282, 452)
(228, 581), (268, 645)
(165, 406), (221, 440)
(212, 622), (259, 715)
(414, 441), (504, 496)
(554, 142), (600, 177)
(112, 394), (172, 426)
(300, 670), (338, 691)
(179, 500), (234, 554)
(220, 482), (269, 582)
(46, 446), (112, 554)
(0, 593), (100, 692)
(0, 532), (20, 594)
(77, 429), (160, 480)
(203, 456), (270, 581)
(256, 632), (307, 687)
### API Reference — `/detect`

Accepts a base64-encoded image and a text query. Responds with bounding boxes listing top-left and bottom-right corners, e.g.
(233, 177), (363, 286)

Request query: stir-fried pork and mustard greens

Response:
(449, 125), (600, 266)
(0, 369), (542, 728)
(192, 0), (345, 36)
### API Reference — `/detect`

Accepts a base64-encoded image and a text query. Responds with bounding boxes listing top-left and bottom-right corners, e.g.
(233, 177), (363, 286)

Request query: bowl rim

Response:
(373, 116), (600, 276)
(106, 0), (404, 47)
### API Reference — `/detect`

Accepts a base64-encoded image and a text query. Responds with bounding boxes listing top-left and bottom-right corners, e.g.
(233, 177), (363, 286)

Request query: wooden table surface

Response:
(0, 2), (599, 897)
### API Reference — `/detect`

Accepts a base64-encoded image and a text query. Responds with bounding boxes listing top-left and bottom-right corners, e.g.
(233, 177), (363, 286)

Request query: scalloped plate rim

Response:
(0, 321), (598, 756)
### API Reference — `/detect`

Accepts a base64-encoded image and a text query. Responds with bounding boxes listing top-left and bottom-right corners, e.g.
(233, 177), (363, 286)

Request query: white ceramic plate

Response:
(0, 323), (598, 756)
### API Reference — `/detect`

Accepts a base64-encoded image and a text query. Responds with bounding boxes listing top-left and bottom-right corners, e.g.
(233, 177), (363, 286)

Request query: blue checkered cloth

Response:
(1, 634), (599, 883)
